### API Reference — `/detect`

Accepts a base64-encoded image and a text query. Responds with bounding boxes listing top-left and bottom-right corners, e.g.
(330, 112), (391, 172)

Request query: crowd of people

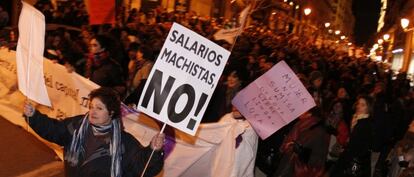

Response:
(2, 0), (414, 177)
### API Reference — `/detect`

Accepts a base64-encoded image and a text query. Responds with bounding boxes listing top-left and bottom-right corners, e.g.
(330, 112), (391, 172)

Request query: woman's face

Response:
(89, 98), (112, 126)
(337, 88), (347, 99)
(135, 50), (144, 62)
(227, 71), (241, 89)
(355, 98), (368, 115)
(89, 38), (103, 54)
(52, 36), (61, 48)
(312, 78), (323, 88)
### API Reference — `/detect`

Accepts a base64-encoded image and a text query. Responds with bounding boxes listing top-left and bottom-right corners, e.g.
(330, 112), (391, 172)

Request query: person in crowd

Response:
(128, 45), (154, 94)
(330, 95), (375, 177)
(308, 71), (325, 109)
(124, 45), (154, 105)
(23, 87), (165, 177)
(388, 119), (414, 177)
(325, 87), (351, 169)
(0, 6), (9, 28)
(370, 81), (392, 176)
(86, 35), (126, 96)
(273, 108), (330, 177)
(223, 68), (249, 114)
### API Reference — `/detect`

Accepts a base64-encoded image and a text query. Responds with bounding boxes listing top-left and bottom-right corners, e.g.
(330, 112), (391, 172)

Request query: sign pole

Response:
(140, 123), (167, 177)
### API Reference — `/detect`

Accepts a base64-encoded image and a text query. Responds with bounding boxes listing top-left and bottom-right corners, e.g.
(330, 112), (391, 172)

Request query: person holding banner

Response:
(23, 87), (165, 177)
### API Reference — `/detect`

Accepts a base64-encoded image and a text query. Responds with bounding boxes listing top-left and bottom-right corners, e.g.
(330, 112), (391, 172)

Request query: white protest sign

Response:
(232, 60), (316, 139)
(138, 23), (231, 135)
(16, 1), (51, 106)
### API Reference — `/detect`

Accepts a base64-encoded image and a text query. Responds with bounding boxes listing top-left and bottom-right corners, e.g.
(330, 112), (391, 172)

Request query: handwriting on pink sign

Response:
(232, 60), (315, 139)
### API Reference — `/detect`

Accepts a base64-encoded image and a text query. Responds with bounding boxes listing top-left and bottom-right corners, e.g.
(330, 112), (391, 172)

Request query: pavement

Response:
(0, 115), (269, 177)
(0, 117), (64, 177)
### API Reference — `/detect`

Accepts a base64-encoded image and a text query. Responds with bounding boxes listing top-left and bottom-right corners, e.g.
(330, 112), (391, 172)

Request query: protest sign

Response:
(16, 1), (51, 107)
(213, 5), (250, 44)
(138, 23), (231, 135)
(232, 60), (316, 139)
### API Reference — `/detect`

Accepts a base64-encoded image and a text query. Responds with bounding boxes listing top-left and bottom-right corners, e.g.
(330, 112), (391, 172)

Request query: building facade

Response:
(378, 0), (414, 76)
(332, 0), (355, 37)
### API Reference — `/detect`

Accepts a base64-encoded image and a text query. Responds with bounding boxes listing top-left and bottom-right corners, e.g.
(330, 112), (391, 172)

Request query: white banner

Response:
(138, 23), (231, 135)
(213, 28), (240, 44)
(124, 113), (258, 177)
(16, 1), (51, 106)
(0, 48), (258, 177)
(1, 48), (97, 121)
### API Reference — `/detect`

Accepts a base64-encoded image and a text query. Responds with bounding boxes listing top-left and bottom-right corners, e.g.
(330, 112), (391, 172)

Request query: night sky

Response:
(352, 0), (382, 46)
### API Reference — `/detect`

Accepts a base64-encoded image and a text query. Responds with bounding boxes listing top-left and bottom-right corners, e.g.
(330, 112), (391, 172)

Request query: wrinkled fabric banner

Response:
(0, 49), (258, 177)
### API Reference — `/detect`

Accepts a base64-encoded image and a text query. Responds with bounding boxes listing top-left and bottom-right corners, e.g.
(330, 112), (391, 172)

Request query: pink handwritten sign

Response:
(232, 60), (316, 139)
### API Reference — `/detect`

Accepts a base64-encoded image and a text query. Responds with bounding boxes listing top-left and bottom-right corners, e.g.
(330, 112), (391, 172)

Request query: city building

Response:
(377, 0), (414, 76)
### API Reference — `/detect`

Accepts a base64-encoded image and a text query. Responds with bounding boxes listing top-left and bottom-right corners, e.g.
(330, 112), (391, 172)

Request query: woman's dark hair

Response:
(139, 45), (155, 61)
(89, 87), (121, 119)
(355, 95), (374, 116)
(92, 34), (111, 51)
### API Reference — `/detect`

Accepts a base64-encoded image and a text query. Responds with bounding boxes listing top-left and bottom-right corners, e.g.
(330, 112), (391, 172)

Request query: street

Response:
(0, 117), (64, 177)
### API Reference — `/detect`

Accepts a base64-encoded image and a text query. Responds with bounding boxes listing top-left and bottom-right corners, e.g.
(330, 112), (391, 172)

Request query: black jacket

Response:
(89, 58), (125, 88)
(331, 117), (373, 177)
(27, 111), (163, 177)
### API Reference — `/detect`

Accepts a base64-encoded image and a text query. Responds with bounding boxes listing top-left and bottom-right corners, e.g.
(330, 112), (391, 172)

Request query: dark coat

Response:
(273, 116), (330, 177)
(88, 58), (125, 89)
(28, 111), (163, 177)
(330, 117), (373, 177)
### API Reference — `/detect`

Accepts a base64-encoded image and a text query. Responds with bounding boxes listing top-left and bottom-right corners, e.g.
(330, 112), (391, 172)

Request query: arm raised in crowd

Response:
(23, 101), (81, 146)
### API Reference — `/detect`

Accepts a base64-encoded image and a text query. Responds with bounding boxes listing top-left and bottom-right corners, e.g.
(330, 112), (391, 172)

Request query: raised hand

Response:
(150, 133), (165, 151)
(23, 100), (35, 117)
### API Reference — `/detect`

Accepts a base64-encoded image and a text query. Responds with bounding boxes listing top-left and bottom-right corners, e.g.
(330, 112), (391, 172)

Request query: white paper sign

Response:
(138, 23), (231, 135)
(232, 61), (316, 139)
(16, 1), (51, 106)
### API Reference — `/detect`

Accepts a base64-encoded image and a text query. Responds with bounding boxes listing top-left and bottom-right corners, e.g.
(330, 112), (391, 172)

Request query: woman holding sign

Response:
(23, 87), (165, 177)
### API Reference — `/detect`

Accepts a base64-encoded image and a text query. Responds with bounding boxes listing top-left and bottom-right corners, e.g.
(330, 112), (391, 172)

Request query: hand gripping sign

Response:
(138, 23), (231, 135)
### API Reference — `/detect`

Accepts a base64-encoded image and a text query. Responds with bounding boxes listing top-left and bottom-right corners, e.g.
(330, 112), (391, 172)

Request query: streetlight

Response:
(335, 30), (341, 35)
(340, 35), (346, 40)
(383, 34), (390, 41)
(378, 39), (384, 45)
(328, 29), (333, 34)
(401, 18), (410, 30)
(400, 18), (413, 73)
(304, 8), (312, 16)
(324, 22), (330, 28)
(348, 42), (352, 46)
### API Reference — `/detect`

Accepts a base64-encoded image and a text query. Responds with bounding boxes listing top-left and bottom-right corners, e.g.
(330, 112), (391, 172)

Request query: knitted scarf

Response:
(65, 114), (122, 177)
